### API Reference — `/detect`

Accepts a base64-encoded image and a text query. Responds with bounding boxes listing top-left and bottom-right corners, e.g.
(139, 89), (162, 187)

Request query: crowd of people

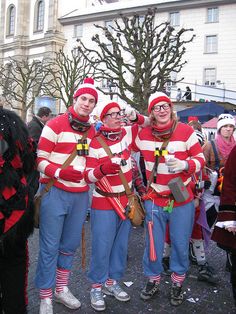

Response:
(0, 78), (236, 314)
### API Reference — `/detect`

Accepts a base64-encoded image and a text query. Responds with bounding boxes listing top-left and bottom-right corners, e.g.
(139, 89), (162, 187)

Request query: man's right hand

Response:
(59, 168), (83, 182)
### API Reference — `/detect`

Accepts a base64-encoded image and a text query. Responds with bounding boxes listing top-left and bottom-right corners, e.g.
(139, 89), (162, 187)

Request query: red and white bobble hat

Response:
(148, 92), (173, 114)
(98, 102), (121, 121)
(73, 77), (98, 104)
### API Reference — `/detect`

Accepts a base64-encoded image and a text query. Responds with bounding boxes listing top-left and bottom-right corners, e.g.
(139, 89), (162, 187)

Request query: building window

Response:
(34, 0), (44, 32)
(134, 15), (145, 27)
(169, 72), (177, 86)
(207, 7), (219, 23)
(204, 68), (216, 86)
(104, 21), (114, 51)
(74, 24), (83, 38)
(170, 12), (180, 26)
(105, 20), (113, 32)
(205, 35), (218, 53)
(7, 5), (16, 36)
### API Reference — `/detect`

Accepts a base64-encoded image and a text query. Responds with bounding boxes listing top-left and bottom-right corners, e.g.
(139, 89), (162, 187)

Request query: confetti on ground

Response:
(123, 281), (133, 287)
(213, 290), (218, 293)
(187, 298), (196, 303)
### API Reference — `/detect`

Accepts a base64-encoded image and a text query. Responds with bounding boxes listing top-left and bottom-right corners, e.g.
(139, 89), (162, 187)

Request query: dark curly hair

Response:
(0, 108), (36, 243)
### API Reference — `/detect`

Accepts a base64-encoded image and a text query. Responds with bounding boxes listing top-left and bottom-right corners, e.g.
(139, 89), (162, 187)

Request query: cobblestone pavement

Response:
(27, 221), (236, 314)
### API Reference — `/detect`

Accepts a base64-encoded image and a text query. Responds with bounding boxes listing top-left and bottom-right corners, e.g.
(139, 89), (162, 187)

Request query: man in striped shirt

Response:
(134, 92), (205, 306)
(84, 102), (148, 311)
(35, 78), (98, 314)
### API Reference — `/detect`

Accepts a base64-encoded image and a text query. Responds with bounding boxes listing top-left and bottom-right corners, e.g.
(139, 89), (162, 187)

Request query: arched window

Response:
(7, 5), (16, 36)
(34, 0), (44, 32)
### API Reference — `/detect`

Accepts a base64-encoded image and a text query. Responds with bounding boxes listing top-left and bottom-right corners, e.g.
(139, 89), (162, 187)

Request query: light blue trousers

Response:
(143, 200), (195, 277)
(88, 209), (131, 284)
(35, 186), (88, 289)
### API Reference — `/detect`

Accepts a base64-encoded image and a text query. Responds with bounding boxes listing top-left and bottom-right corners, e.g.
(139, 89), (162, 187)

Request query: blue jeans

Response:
(35, 186), (88, 289)
(88, 209), (131, 284)
(143, 200), (195, 277)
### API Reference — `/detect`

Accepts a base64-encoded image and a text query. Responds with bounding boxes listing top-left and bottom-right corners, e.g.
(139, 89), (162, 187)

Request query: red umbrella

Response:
(96, 177), (127, 220)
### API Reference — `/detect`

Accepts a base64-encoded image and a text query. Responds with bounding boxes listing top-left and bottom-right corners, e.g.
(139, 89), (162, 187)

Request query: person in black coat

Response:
(27, 107), (52, 194)
(183, 86), (192, 100)
(27, 106), (52, 144)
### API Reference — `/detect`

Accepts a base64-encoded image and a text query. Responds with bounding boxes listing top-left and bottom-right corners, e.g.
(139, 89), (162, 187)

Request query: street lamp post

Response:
(108, 79), (116, 100)
(222, 82), (225, 102)
(216, 80), (225, 102)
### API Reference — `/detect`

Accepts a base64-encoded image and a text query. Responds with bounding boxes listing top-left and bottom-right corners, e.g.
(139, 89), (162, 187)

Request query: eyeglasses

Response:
(105, 110), (125, 119)
(152, 104), (170, 112)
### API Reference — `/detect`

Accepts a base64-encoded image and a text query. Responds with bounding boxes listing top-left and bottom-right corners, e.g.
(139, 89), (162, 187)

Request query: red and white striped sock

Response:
(105, 278), (116, 286)
(55, 268), (70, 294)
(39, 288), (53, 300)
(92, 283), (102, 290)
(171, 272), (186, 286)
(149, 275), (161, 283)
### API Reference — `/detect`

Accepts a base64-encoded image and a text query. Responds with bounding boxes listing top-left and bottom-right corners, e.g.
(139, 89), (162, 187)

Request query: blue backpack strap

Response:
(210, 140), (220, 171)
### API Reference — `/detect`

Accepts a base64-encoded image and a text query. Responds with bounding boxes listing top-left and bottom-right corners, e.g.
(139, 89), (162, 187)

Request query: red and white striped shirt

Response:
(37, 112), (95, 192)
(85, 125), (139, 210)
(134, 122), (205, 207)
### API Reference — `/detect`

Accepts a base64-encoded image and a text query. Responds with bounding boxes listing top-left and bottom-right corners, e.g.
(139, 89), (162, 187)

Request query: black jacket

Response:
(27, 116), (44, 144)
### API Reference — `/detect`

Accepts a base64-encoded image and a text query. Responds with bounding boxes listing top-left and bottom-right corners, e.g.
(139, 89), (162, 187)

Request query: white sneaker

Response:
(103, 283), (130, 302)
(54, 286), (81, 309)
(39, 298), (53, 314)
(90, 288), (106, 311)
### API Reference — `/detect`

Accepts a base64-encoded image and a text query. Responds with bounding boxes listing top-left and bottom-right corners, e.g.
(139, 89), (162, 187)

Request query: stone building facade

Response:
(0, 0), (235, 114)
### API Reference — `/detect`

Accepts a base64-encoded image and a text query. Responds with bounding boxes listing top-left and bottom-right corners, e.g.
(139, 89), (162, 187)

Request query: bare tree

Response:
(78, 8), (195, 112)
(43, 49), (96, 109)
(0, 58), (48, 121)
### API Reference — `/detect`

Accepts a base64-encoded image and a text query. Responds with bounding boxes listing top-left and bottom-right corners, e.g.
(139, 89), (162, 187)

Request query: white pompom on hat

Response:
(217, 113), (235, 132)
(148, 92), (172, 113)
(73, 77), (98, 103)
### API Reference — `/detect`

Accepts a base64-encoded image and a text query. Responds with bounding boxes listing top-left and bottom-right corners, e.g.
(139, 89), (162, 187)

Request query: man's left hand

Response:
(125, 106), (137, 121)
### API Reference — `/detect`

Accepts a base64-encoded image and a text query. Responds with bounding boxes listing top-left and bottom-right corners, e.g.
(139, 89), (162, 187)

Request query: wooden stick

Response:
(81, 224), (86, 271)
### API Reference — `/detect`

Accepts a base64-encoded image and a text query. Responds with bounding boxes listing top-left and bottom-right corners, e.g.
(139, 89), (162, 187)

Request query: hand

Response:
(100, 161), (120, 175)
(225, 226), (236, 235)
(59, 168), (83, 182)
(124, 106), (137, 121)
(166, 157), (188, 172)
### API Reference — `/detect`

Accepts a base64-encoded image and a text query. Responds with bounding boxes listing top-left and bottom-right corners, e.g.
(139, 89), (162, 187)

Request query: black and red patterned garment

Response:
(0, 107), (36, 314)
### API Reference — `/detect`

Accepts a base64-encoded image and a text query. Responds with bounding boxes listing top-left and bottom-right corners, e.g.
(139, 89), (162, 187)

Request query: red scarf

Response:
(215, 134), (236, 160)
(151, 119), (177, 140)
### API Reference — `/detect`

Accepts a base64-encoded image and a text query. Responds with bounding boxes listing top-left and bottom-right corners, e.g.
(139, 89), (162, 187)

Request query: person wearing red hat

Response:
(188, 116), (199, 123)
(84, 101), (148, 311)
(134, 92), (205, 306)
(35, 78), (98, 314)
